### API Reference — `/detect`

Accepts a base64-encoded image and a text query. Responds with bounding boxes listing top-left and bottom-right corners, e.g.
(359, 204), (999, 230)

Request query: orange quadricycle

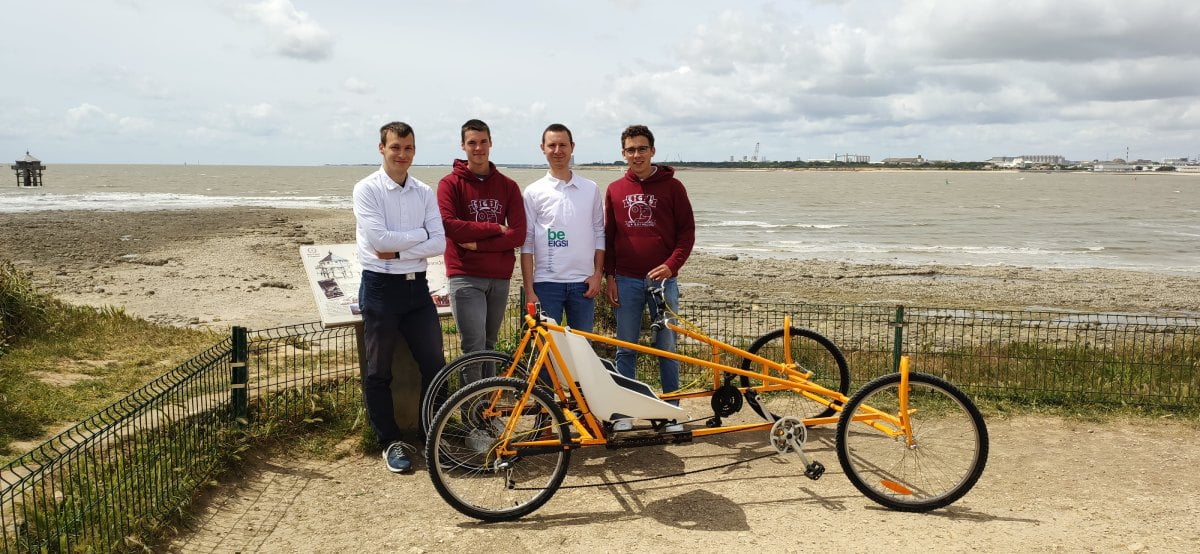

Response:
(422, 286), (988, 521)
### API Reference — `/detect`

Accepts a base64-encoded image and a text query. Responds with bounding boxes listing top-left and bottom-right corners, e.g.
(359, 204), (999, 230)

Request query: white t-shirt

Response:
(521, 172), (604, 283)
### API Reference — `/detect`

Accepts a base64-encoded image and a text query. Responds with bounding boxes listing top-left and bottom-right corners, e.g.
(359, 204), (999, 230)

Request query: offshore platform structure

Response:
(12, 151), (45, 187)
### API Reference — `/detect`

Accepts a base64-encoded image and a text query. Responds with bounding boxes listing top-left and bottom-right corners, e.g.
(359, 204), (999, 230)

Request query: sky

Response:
(2, 0), (1199, 166)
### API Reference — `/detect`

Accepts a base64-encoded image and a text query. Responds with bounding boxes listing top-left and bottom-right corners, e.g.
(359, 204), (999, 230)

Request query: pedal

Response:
(804, 461), (825, 480)
(770, 416), (823, 479)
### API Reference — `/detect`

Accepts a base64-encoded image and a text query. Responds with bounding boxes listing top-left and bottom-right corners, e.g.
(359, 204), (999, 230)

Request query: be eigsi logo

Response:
(547, 229), (568, 247)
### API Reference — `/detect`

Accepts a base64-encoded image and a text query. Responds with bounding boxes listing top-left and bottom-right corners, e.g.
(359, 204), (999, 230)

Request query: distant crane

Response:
(752, 142), (760, 162)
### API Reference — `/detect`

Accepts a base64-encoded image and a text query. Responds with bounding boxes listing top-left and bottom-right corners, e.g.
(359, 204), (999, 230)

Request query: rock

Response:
(93, 286), (105, 293)
(718, 254), (739, 261)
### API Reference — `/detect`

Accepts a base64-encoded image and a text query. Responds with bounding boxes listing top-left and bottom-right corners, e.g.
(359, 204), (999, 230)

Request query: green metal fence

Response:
(3, 298), (1198, 551)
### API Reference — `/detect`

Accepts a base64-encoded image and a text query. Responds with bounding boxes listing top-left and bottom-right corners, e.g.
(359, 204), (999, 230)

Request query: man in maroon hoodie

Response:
(437, 119), (526, 381)
(604, 124), (695, 432)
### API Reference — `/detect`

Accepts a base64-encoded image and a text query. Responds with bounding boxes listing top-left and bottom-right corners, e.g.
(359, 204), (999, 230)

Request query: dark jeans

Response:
(360, 270), (446, 445)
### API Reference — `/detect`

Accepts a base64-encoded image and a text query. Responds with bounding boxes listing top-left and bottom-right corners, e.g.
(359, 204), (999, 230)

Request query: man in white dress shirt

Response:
(352, 121), (446, 473)
(520, 123), (604, 331)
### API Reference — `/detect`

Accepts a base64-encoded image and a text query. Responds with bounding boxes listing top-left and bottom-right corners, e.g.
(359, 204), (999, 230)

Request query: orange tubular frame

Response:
(486, 308), (910, 454)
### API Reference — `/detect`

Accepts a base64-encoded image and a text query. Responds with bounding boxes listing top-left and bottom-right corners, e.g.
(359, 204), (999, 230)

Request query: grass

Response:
(0, 261), (221, 459)
(7, 383), (364, 553)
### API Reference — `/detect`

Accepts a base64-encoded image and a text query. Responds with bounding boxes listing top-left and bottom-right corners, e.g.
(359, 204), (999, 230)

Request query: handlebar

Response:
(648, 281), (670, 333)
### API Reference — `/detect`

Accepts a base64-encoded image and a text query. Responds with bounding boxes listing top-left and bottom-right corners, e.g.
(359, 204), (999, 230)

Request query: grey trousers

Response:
(448, 275), (510, 381)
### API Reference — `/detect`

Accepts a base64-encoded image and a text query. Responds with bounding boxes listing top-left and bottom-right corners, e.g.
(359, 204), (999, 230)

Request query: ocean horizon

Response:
(3, 164), (1198, 274)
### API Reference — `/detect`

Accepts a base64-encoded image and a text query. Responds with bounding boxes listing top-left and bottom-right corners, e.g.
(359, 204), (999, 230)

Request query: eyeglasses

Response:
(623, 146), (651, 155)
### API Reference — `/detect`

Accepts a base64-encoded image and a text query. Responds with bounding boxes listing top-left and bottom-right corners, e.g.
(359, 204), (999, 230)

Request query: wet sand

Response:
(2, 207), (1198, 330)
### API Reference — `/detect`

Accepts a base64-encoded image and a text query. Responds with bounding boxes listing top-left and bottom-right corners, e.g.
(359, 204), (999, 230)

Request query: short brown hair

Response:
(542, 123), (574, 145)
(379, 121), (414, 145)
(461, 119), (491, 143)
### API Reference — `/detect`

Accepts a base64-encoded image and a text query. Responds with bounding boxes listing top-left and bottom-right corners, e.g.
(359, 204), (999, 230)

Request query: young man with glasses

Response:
(438, 119), (526, 376)
(520, 123), (605, 331)
(353, 122), (447, 473)
(603, 124), (696, 433)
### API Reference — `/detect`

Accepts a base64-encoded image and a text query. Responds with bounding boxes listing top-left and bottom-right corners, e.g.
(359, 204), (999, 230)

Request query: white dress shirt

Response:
(521, 171), (605, 283)
(353, 167), (445, 274)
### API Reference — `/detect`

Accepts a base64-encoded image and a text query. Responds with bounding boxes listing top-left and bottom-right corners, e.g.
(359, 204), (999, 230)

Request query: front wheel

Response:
(421, 350), (527, 433)
(739, 327), (850, 420)
(836, 372), (988, 512)
(426, 377), (570, 522)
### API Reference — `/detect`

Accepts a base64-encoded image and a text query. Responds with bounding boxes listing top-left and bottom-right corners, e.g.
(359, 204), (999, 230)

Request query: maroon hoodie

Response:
(437, 159), (526, 279)
(604, 164), (695, 278)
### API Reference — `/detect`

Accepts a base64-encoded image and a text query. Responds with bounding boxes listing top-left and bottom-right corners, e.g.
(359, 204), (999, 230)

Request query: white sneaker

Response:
(663, 421), (684, 433)
(612, 419), (633, 432)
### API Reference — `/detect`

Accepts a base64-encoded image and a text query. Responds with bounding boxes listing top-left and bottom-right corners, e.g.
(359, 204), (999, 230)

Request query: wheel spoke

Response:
(740, 327), (849, 421)
(836, 372), (988, 511)
(426, 377), (569, 521)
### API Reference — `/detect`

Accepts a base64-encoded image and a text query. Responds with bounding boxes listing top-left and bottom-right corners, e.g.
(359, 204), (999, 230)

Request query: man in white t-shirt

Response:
(520, 123), (605, 330)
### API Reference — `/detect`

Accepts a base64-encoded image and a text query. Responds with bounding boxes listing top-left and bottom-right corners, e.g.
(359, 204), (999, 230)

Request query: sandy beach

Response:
(3, 207), (1199, 330)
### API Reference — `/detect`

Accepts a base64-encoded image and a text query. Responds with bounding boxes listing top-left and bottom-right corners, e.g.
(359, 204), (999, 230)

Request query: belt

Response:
(365, 270), (426, 281)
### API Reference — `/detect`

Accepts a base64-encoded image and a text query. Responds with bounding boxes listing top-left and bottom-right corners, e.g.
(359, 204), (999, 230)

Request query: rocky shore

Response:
(2, 207), (1198, 330)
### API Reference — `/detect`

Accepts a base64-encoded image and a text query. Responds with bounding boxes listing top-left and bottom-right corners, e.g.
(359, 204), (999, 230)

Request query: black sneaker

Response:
(383, 442), (413, 474)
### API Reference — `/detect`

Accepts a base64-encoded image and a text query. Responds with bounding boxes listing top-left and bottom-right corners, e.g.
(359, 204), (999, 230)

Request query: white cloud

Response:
(581, 0), (1200, 160)
(97, 66), (173, 100)
(239, 0), (333, 61)
(342, 77), (370, 94)
(191, 102), (285, 140)
(462, 98), (548, 131)
(63, 103), (154, 136)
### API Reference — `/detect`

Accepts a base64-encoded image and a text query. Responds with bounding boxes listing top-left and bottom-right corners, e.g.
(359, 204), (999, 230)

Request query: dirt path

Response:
(170, 415), (1198, 552)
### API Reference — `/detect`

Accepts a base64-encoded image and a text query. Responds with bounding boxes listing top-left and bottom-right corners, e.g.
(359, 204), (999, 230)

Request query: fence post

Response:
(231, 326), (248, 421)
(892, 305), (905, 373)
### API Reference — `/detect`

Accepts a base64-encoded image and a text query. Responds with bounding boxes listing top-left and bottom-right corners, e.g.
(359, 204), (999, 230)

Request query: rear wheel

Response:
(836, 372), (988, 512)
(421, 350), (527, 433)
(426, 377), (570, 522)
(739, 327), (850, 420)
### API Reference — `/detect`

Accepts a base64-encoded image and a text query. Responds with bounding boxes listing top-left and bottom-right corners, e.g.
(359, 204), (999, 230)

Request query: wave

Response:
(0, 192), (351, 213)
(728, 240), (1119, 259)
(706, 220), (846, 229)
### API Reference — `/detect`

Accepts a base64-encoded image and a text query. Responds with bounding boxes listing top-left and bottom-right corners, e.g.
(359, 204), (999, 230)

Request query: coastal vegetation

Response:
(0, 261), (220, 459)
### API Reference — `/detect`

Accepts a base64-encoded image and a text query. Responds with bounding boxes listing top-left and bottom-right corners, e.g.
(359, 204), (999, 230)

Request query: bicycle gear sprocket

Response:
(710, 384), (743, 417)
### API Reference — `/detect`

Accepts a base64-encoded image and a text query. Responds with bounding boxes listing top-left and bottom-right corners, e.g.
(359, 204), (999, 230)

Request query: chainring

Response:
(710, 384), (744, 417)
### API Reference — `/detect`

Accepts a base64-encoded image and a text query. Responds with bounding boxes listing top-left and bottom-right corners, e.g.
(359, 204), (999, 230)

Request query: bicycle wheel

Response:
(739, 327), (850, 420)
(426, 377), (571, 522)
(836, 372), (988, 512)
(421, 350), (527, 433)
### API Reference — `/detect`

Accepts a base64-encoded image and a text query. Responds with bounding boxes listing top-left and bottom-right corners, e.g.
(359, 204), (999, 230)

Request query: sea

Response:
(2, 164), (1198, 274)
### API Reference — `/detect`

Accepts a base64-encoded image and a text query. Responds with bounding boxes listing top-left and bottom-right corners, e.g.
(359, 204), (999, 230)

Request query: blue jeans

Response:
(534, 281), (595, 332)
(614, 275), (680, 396)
